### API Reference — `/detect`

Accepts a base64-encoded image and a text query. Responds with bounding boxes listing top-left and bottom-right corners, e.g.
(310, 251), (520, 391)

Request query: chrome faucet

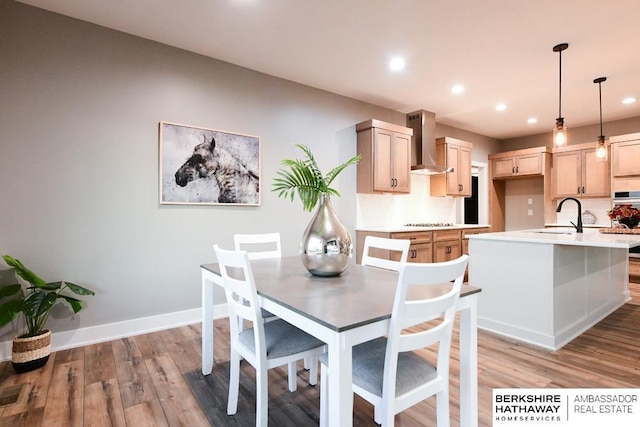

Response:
(556, 197), (583, 233)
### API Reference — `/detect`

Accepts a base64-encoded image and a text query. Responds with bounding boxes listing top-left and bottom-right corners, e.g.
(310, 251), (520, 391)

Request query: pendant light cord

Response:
(558, 49), (562, 118)
(598, 81), (603, 136)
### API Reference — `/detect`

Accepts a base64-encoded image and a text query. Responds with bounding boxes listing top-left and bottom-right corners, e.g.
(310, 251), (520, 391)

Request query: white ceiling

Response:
(18, 0), (640, 140)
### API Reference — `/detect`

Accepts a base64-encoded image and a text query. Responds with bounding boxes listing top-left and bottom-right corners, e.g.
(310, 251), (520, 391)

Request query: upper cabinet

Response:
(552, 143), (610, 198)
(490, 146), (550, 179)
(356, 119), (412, 194)
(430, 137), (473, 197)
(611, 133), (640, 178)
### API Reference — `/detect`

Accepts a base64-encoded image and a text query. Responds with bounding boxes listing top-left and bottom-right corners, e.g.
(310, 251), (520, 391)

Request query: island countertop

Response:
(467, 227), (640, 249)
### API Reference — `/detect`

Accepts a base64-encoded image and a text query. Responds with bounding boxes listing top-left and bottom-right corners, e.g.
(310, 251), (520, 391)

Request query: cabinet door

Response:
(581, 149), (610, 197)
(553, 151), (581, 197)
(446, 145), (461, 194)
(392, 132), (411, 193)
(373, 128), (394, 192)
(613, 140), (640, 177)
(493, 156), (516, 178)
(433, 241), (462, 263)
(515, 153), (543, 175)
(458, 145), (472, 196)
(407, 243), (432, 263)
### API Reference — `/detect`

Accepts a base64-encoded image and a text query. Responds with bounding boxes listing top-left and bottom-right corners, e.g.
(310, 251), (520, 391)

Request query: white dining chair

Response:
(233, 232), (281, 321)
(233, 232), (317, 381)
(213, 245), (327, 427)
(319, 254), (469, 427)
(361, 235), (410, 271)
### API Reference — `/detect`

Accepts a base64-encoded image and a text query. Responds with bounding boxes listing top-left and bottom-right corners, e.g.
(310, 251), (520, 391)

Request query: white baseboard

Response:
(0, 303), (229, 362)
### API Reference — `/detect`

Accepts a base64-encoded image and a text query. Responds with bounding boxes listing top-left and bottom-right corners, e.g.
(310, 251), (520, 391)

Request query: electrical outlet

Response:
(528, 209), (533, 216)
(528, 198), (533, 205)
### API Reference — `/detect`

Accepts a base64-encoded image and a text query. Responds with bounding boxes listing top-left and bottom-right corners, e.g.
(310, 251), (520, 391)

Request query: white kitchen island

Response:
(468, 228), (640, 350)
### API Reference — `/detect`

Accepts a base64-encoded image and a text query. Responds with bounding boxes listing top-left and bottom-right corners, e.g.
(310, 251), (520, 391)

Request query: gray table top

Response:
(202, 256), (480, 333)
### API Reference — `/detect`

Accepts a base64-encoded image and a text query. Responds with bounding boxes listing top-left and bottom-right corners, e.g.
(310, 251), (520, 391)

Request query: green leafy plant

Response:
(0, 255), (95, 338)
(272, 144), (361, 212)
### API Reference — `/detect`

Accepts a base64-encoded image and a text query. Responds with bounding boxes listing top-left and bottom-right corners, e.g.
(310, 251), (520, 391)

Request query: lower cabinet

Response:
(433, 229), (462, 263)
(356, 227), (488, 267)
(391, 231), (432, 263)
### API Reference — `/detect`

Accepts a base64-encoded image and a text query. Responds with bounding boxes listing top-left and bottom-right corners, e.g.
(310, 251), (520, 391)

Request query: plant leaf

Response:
(2, 255), (46, 286)
(0, 284), (22, 299)
(60, 295), (84, 313)
(63, 282), (95, 296)
(22, 291), (56, 319)
(0, 299), (23, 327)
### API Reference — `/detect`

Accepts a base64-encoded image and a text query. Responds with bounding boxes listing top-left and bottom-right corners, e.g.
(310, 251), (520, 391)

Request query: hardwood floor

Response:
(1, 289), (639, 426)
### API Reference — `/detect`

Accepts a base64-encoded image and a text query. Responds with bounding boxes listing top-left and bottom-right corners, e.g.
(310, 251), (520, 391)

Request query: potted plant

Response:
(0, 255), (95, 373)
(607, 204), (640, 229)
(272, 144), (361, 276)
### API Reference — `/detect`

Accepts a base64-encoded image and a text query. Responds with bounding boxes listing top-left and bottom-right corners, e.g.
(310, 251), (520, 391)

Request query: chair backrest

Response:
(213, 244), (266, 347)
(361, 236), (410, 271)
(233, 232), (282, 260)
(383, 254), (469, 401)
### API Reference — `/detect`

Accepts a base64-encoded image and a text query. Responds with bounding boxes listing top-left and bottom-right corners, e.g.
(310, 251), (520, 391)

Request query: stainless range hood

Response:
(406, 110), (452, 174)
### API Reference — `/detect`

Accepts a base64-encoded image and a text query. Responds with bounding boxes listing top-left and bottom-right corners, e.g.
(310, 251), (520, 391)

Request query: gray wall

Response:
(0, 1), (501, 341)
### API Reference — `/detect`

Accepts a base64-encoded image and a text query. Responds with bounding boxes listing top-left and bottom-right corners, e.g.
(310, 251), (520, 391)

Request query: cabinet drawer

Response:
(462, 228), (489, 239)
(391, 231), (432, 244)
(433, 229), (461, 242)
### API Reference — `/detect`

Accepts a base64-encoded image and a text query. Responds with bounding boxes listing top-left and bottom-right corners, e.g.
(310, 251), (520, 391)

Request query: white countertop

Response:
(467, 227), (640, 249)
(356, 224), (490, 233)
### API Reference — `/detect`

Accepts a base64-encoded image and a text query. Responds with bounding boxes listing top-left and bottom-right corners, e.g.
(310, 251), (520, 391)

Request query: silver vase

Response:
(300, 193), (352, 277)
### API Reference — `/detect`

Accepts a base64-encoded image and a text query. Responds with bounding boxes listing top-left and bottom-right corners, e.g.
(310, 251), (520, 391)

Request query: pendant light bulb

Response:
(594, 77), (607, 162)
(552, 43), (569, 147)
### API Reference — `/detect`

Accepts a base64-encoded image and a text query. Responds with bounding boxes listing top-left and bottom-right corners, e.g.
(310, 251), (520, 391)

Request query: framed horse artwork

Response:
(159, 122), (261, 206)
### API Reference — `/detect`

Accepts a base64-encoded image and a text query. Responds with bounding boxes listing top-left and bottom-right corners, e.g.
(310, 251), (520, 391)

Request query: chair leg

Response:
(227, 350), (240, 415)
(256, 367), (269, 427)
(287, 361), (297, 392)
(308, 356), (318, 386)
(319, 363), (328, 427)
(436, 389), (451, 427)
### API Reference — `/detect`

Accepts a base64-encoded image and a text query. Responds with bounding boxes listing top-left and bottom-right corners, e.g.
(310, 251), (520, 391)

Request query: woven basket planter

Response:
(12, 329), (51, 373)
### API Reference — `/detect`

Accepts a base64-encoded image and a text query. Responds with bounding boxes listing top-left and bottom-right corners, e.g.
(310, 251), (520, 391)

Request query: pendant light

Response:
(594, 77), (607, 161)
(553, 43), (569, 147)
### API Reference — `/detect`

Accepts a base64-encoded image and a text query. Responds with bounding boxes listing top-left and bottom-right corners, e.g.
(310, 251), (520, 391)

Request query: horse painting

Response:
(174, 136), (260, 204)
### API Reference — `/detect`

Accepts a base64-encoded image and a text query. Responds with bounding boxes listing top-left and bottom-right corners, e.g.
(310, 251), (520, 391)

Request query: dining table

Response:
(201, 256), (480, 427)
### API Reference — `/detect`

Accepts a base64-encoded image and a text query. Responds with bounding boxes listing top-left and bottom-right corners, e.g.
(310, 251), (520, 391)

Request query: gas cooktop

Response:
(404, 222), (455, 227)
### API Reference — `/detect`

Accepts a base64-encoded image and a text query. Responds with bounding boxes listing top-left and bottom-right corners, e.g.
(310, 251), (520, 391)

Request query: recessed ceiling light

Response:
(623, 97), (637, 105)
(451, 84), (464, 94)
(528, 117), (538, 124)
(389, 56), (405, 71)
(495, 103), (507, 111)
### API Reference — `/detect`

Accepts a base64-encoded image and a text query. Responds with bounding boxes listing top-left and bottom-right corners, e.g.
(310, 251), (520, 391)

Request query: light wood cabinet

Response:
(432, 229), (462, 263)
(611, 133), (640, 177)
(430, 137), (473, 197)
(552, 143), (610, 198)
(356, 119), (412, 194)
(490, 147), (546, 179)
(461, 227), (490, 254)
(391, 231), (433, 263)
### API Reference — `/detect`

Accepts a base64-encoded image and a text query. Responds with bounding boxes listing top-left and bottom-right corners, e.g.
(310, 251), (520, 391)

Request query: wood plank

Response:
(111, 337), (157, 408)
(84, 341), (117, 385)
(123, 400), (168, 427)
(144, 354), (210, 426)
(41, 360), (84, 426)
(84, 379), (126, 427)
